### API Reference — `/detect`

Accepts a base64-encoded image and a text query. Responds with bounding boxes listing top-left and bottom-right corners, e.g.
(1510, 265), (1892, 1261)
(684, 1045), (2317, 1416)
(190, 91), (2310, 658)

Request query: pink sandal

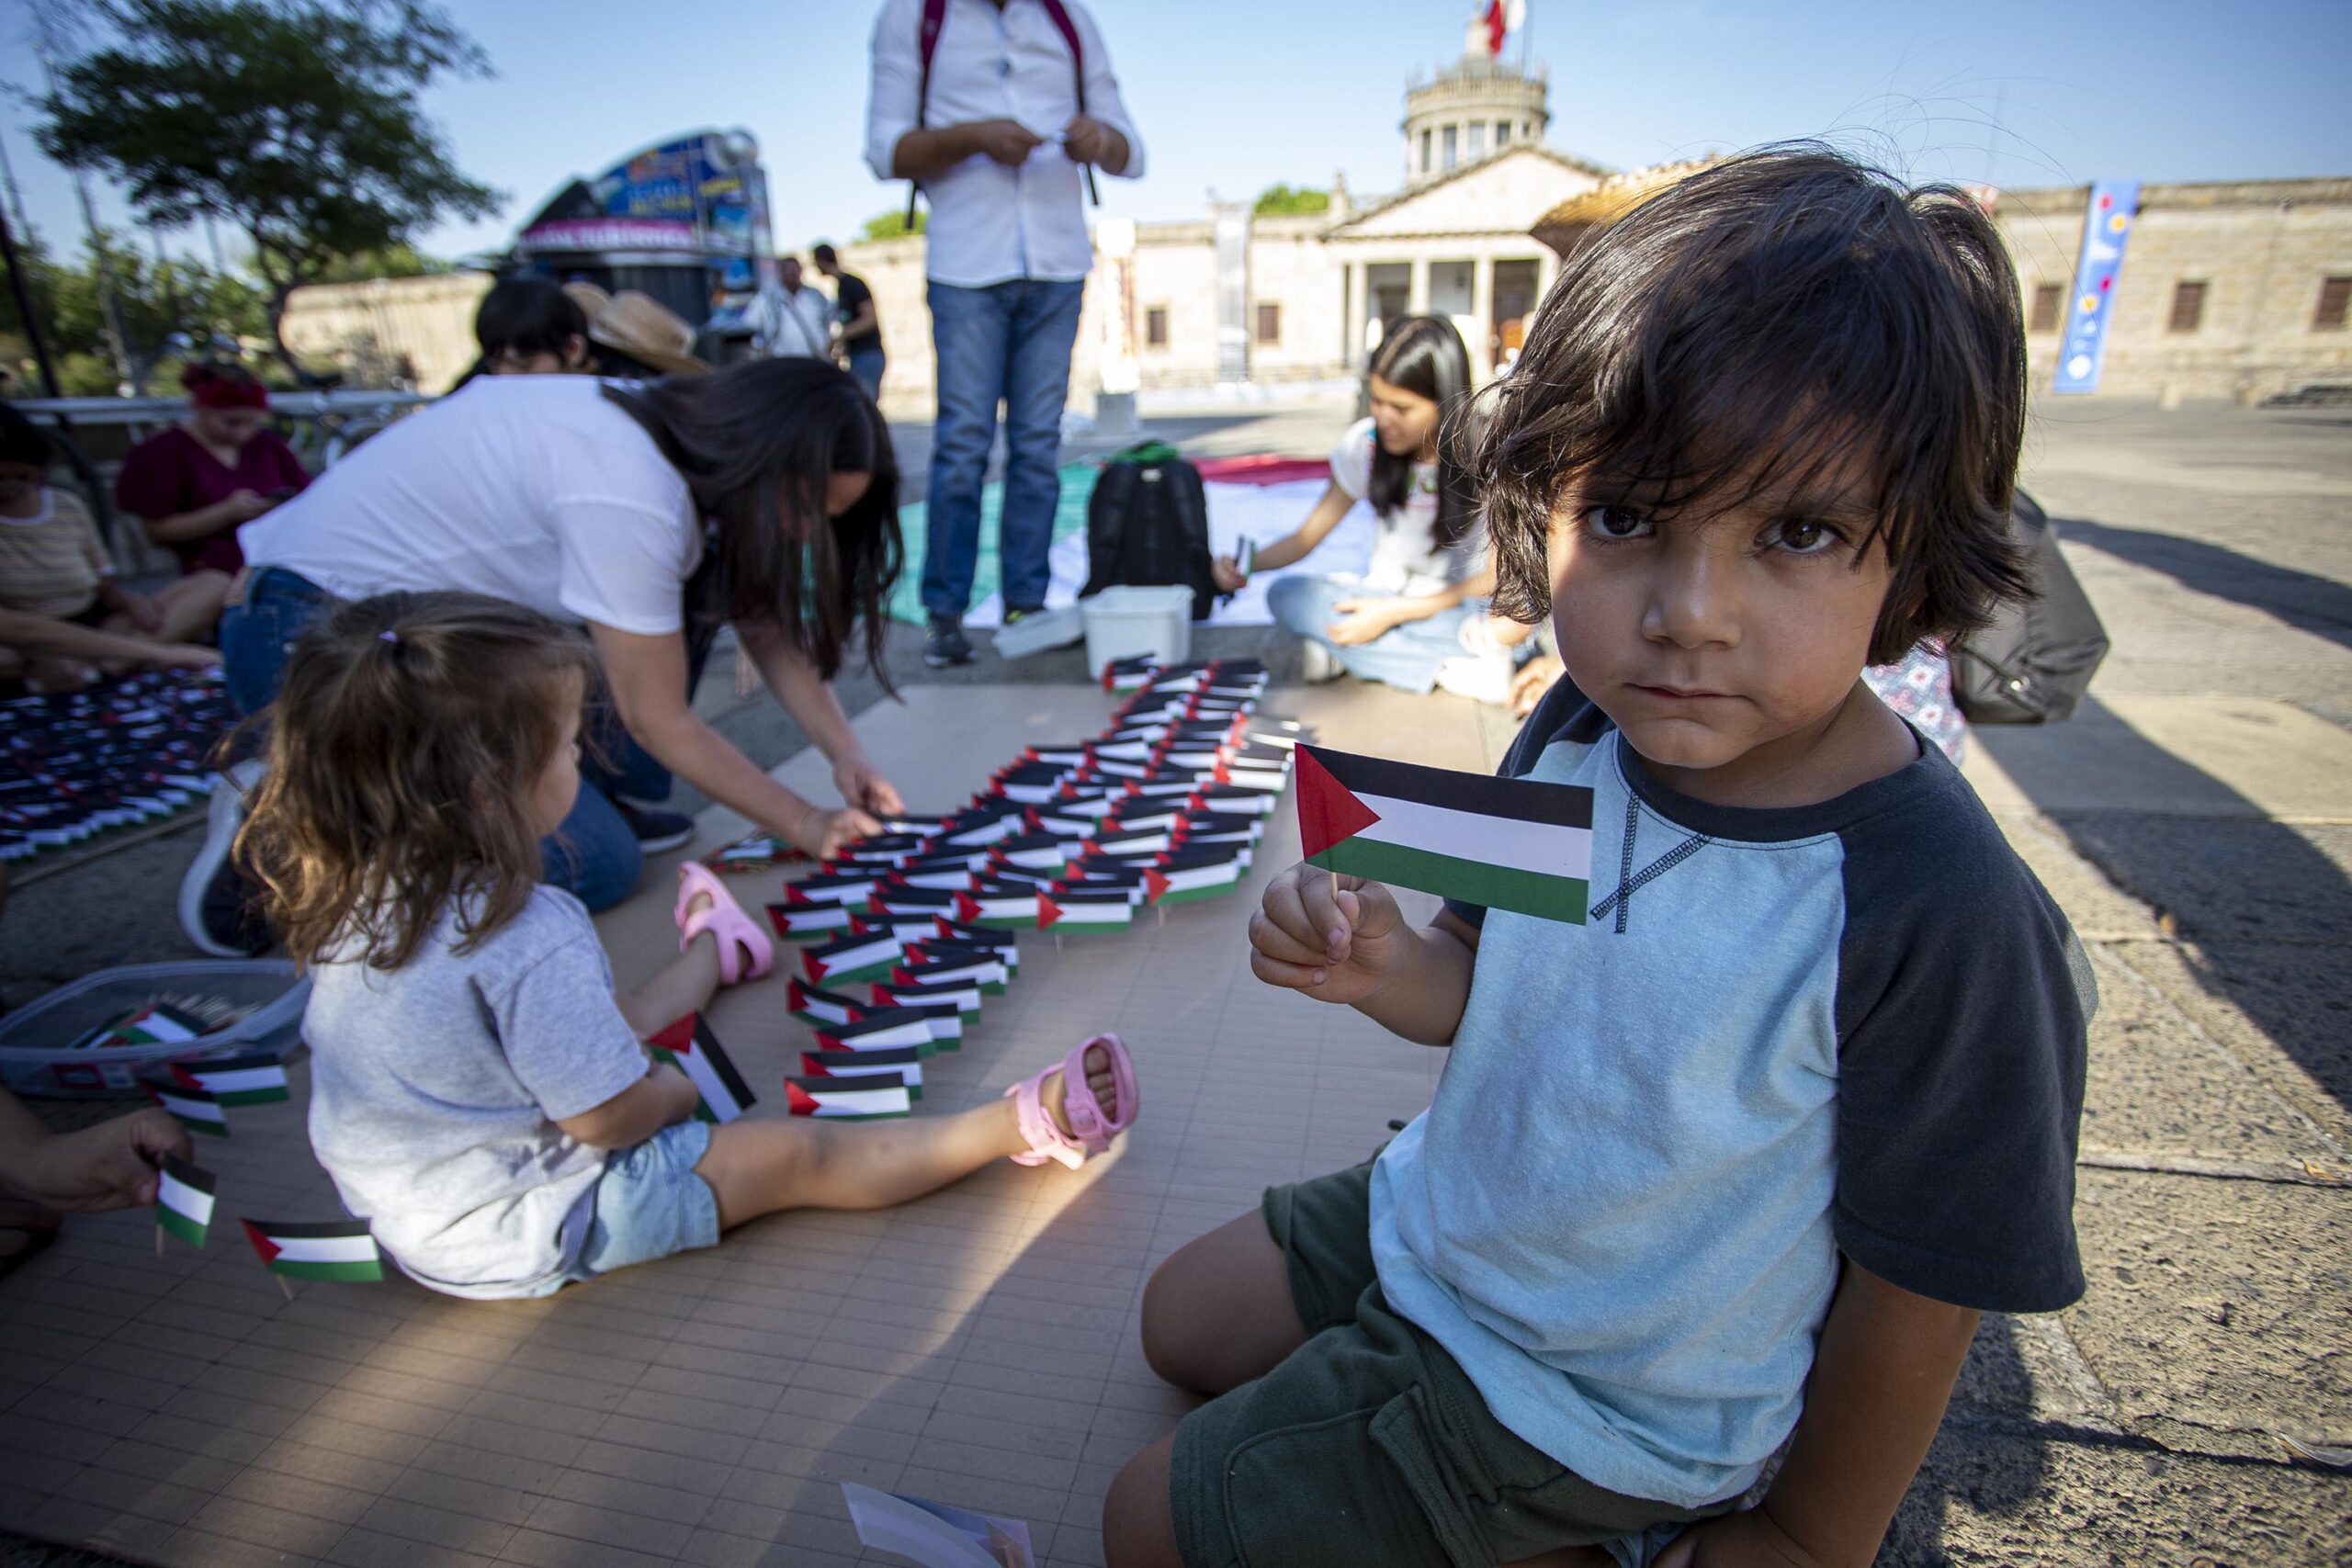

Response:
(1005, 1033), (1138, 1169)
(676, 861), (775, 985)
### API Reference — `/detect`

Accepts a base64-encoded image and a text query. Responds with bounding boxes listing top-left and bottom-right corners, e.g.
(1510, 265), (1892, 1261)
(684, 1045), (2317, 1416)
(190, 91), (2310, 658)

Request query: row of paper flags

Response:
(153, 1156), (382, 1281)
(700, 657), (1300, 1121)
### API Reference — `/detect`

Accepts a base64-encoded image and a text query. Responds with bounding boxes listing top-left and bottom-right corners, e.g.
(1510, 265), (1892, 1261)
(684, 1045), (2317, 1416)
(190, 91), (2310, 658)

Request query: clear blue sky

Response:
(5, 0), (2348, 267)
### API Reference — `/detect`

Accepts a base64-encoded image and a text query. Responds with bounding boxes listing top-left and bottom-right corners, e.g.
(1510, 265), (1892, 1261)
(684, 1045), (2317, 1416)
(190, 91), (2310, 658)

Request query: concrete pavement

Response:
(6, 395), (2349, 1565)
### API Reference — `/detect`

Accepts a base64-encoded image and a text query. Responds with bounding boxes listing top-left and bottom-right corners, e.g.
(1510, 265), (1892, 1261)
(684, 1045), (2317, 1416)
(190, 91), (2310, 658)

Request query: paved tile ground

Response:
(6, 396), (2350, 1566)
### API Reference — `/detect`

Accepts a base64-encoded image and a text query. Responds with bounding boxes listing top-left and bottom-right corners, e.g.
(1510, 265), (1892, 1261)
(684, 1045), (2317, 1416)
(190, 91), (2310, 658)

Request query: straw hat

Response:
(561, 280), (612, 322)
(584, 288), (708, 377)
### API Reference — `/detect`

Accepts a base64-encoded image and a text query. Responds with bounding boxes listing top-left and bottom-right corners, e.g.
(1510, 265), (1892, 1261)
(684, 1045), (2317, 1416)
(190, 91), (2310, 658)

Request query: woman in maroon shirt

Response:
(115, 364), (311, 577)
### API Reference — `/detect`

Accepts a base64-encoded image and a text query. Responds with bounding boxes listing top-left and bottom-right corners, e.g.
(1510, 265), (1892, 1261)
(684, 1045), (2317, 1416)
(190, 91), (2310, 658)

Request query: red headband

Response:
(185, 370), (268, 412)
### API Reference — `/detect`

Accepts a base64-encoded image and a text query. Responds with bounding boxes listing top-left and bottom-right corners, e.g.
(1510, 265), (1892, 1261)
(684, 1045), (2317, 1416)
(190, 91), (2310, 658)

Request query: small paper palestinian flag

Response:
(786, 1073), (912, 1120)
(1038, 890), (1135, 931)
(767, 902), (857, 940)
(1194, 784), (1280, 817)
(893, 863), (981, 891)
(800, 1046), (924, 1099)
(705, 832), (803, 872)
(644, 1013), (756, 1124)
(1235, 536), (1256, 579)
(783, 873), (879, 908)
(155, 1155), (216, 1247)
(144, 1079), (228, 1136)
(1297, 744), (1593, 924)
(875, 977), (983, 1022)
(787, 978), (865, 1028)
(167, 1051), (289, 1106)
(859, 913), (954, 943)
(1089, 827), (1172, 859)
(243, 1218), (382, 1282)
(869, 886), (957, 915)
(955, 888), (1042, 930)
(892, 957), (1008, 995)
(1148, 854), (1248, 905)
(803, 931), (904, 985)
(816, 1011), (936, 1055)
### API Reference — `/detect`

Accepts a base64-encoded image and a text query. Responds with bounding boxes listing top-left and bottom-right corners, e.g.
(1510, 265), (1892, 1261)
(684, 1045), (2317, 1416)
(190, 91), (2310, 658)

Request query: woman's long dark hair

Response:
(1366, 314), (1478, 549)
(605, 358), (901, 685)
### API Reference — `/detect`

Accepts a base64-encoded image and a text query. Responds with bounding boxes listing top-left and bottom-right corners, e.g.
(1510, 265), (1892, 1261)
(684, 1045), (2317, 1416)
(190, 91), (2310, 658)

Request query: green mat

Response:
(888, 463), (1100, 626)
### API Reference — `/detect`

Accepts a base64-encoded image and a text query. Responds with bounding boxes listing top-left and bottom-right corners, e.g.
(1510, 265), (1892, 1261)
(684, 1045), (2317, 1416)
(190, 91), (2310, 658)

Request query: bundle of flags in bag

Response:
(0, 669), (238, 863)
(703, 658), (1302, 1121)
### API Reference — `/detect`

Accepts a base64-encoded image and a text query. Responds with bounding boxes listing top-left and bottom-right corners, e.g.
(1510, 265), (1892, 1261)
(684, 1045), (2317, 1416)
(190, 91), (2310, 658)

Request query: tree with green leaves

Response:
(1253, 184), (1330, 218)
(860, 209), (928, 243)
(1, 223), (273, 396)
(35, 0), (500, 376)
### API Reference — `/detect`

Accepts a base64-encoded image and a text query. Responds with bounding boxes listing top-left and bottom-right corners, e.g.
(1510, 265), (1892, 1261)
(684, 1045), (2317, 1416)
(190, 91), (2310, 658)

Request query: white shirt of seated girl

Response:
(1327, 416), (1485, 598)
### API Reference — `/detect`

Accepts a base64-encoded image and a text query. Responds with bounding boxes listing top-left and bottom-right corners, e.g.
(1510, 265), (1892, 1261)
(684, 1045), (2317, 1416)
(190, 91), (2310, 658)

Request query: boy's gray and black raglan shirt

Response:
(1365, 676), (2093, 1511)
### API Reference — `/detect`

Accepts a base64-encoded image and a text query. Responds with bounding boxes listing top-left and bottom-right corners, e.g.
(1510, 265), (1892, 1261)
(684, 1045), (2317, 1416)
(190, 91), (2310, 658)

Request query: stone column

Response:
(1345, 260), (1366, 370)
(1409, 256), (1430, 314)
(1472, 254), (1496, 377)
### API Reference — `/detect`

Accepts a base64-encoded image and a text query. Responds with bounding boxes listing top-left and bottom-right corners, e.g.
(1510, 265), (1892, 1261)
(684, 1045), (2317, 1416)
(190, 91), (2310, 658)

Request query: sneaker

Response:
(1001, 604), (1046, 626)
(613, 799), (695, 853)
(924, 615), (975, 669)
(178, 760), (272, 958)
(1298, 640), (1344, 684)
(1435, 651), (1514, 705)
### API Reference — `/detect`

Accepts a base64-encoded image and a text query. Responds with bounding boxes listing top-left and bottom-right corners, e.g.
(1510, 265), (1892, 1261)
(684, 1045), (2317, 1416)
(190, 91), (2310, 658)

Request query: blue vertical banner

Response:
(2052, 180), (2141, 395)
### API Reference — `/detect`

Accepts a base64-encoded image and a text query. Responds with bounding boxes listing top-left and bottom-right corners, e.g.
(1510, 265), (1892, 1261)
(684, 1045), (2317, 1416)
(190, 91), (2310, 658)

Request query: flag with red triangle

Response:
(644, 1014), (755, 1124)
(1295, 744), (1592, 923)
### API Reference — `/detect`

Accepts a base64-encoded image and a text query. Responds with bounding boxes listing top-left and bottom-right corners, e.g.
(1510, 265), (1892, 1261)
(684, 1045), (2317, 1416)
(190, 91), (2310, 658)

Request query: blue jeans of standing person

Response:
(847, 344), (886, 402)
(922, 277), (1086, 619)
(219, 567), (644, 911)
(1267, 574), (1476, 695)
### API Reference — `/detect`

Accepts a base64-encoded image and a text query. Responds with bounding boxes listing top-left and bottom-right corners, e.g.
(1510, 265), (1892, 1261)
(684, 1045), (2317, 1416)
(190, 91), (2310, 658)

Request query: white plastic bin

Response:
(0, 960), (309, 1100)
(1080, 585), (1193, 678)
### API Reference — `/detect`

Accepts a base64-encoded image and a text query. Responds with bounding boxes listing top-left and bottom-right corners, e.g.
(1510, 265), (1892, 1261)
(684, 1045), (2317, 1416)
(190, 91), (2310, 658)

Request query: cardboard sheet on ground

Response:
(842, 1481), (1035, 1567)
(892, 473), (1379, 628)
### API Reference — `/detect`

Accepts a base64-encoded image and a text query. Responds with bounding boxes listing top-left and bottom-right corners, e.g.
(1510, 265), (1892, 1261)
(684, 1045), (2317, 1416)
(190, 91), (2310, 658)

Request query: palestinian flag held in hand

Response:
(243, 1219), (382, 1282)
(800, 1045), (924, 1099)
(767, 902), (856, 941)
(644, 1013), (756, 1124)
(144, 1079), (228, 1136)
(1296, 744), (1593, 924)
(155, 1155), (216, 1247)
(168, 1051), (289, 1106)
(1039, 890), (1135, 931)
(786, 1073), (912, 1120)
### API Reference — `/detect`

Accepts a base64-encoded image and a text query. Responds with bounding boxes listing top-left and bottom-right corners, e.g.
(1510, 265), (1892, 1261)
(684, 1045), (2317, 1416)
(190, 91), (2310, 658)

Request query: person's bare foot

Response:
(1039, 1039), (1123, 1140)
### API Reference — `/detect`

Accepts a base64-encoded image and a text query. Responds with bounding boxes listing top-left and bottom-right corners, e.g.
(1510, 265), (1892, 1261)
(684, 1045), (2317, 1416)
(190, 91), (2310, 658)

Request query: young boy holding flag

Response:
(1105, 147), (2093, 1568)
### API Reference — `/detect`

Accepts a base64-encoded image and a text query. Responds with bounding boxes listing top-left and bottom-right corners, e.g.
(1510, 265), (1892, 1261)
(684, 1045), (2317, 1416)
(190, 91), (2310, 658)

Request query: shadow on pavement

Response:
(1889, 1314), (2049, 1558)
(2054, 513), (2352, 651)
(1978, 696), (2352, 1119)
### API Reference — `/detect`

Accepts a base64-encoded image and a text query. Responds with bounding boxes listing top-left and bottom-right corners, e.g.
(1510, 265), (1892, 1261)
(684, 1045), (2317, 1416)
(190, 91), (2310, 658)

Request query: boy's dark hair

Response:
(474, 276), (588, 362)
(0, 403), (55, 468)
(1367, 314), (1480, 550)
(811, 243), (838, 266)
(1473, 144), (2030, 666)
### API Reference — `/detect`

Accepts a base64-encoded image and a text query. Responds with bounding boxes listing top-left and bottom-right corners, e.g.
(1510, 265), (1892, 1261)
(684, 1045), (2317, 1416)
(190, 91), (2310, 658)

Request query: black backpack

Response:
(1951, 490), (2109, 724)
(1081, 443), (1217, 622)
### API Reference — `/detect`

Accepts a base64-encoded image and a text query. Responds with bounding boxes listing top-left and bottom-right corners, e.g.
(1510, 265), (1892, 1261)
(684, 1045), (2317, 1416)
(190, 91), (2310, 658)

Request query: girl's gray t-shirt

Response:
(304, 886), (652, 1294)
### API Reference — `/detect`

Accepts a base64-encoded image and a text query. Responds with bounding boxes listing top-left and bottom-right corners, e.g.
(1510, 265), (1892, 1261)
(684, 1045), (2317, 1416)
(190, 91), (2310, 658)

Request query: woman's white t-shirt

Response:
(237, 377), (702, 637)
(1327, 416), (1484, 598)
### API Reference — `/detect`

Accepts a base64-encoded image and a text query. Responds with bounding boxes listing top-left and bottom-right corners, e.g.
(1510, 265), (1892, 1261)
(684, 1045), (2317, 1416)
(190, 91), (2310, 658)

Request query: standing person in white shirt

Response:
(748, 255), (836, 361)
(865, 0), (1145, 667)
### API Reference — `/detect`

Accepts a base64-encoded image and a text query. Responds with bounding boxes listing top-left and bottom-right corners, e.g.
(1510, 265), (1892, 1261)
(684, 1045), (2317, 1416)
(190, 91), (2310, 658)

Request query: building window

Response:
(2167, 280), (2208, 333)
(2315, 276), (2352, 332)
(1145, 306), (1169, 348)
(1498, 120), (1513, 148)
(1442, 125), (1457, 171)
(1419, 129), (1431, 175)
(1255, 302), (1281, 345)
(1466, 122), (1486, 160)
(2030, 283), (2063, 333)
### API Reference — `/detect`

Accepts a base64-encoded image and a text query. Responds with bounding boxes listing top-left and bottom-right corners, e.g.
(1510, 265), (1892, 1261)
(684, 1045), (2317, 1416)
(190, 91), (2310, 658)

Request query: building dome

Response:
(1402, 43), (1548, 187)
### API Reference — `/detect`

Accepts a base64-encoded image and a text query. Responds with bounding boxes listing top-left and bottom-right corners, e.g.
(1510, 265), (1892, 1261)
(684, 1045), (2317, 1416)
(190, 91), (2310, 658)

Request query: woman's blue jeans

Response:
(1267, 574), (1475, 694)
(219, 567), (644, 911)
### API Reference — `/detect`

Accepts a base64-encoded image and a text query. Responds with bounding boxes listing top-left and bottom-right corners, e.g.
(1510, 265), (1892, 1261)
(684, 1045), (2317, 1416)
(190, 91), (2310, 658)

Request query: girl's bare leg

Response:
(614, 892), (723, 1038)
(693, 1042), (1120, 1227)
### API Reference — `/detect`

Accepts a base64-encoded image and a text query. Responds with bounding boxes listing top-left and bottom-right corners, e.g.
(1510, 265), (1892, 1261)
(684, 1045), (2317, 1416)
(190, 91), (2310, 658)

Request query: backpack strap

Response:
(907, 0), (1098, 222)
(905, 0), (950, 225)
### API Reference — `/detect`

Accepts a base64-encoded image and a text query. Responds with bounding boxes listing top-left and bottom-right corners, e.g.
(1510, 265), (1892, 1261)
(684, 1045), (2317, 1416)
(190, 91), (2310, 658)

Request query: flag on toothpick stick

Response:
(166, 1052), (289, 1106)
(243, 1219), (382, 1282)
(1295, 743), (1592, 923)
(144, 1080), (229, 1136)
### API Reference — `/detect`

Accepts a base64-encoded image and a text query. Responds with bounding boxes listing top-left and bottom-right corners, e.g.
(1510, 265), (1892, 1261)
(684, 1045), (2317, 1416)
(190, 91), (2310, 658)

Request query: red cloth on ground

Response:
(114, 425), (311, 576)
(1190, 455), (1330, 487)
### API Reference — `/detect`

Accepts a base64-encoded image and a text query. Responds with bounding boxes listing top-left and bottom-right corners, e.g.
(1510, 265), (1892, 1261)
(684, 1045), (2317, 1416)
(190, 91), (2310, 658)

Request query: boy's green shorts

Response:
(1168, 1160), (1726, 1568)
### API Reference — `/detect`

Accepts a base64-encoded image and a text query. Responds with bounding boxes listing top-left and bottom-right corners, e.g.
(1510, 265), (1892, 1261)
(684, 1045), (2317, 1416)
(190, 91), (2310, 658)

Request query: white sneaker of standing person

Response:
(1433, 615), (1515, 705)
(178, 757), (273, 957)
